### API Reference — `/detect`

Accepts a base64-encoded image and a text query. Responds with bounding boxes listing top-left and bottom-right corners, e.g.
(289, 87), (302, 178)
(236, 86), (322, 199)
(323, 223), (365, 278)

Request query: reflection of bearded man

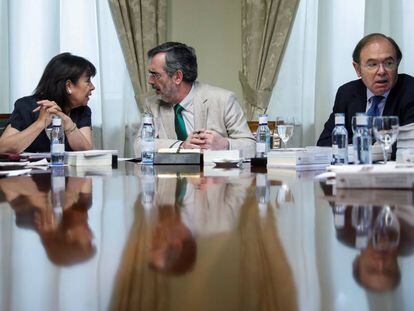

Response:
(149, 204), (196, 275)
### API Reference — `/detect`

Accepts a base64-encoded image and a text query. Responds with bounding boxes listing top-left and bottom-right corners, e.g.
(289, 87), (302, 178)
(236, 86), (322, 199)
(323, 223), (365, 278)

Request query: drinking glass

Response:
(372, 206), (400, 251)
(351, 205), (373, 249)
(45, 114), (53, 139)
(276, 117), (295, 149)
(372, 116), (399, 164)
(351, 114), (373, 134)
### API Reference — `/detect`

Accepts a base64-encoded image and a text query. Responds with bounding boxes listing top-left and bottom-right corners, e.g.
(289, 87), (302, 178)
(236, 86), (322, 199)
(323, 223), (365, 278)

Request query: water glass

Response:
(45, 114), (53, 139)
(372, 116), (399, 164)
(276, 117), (295, 149)
(372, 206), (400, 251)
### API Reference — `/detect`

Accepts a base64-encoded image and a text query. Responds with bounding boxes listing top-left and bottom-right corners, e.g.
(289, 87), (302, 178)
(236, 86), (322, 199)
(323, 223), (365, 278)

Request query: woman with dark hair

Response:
(0, 52), (96, 153)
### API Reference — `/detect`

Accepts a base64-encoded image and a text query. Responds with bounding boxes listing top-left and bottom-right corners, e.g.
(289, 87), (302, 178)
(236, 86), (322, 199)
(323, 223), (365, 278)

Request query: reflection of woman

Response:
(0, 52), (96, 153)
(0, 174), (96, 266)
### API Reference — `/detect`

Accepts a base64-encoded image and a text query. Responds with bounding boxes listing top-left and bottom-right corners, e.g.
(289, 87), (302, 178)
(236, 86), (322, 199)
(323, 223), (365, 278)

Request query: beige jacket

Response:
(134, 82), (255, 158)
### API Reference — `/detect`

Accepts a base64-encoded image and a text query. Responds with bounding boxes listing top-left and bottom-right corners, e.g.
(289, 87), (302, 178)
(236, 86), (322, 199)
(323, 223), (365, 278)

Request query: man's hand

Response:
(180, 132), (204, 149)
(181, 129), (229, 150)
(196, 129), (229, 150)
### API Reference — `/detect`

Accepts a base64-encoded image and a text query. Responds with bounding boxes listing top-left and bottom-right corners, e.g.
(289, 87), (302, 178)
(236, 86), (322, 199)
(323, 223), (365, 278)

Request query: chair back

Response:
(0, 114), (11, 136)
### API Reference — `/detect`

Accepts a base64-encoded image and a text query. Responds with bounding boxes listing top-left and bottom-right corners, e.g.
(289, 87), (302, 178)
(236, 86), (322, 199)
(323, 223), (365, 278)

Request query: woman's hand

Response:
(34, 100), (63, 127)
(34, 100), (76, 129)
(32, 99), (92, 151)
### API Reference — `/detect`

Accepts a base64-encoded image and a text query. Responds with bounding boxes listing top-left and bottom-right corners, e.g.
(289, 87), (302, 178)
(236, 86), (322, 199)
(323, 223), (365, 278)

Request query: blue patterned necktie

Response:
(174, 104), (188, 141)
(367, 95), (384, 117)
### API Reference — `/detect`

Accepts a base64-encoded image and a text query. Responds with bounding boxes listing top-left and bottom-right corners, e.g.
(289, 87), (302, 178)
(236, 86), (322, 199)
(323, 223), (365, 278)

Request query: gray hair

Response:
(147, 42), (198, 83)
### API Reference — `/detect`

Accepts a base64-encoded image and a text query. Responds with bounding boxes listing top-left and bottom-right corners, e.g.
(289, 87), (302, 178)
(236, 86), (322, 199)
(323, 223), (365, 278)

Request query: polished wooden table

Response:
(0, 162), (413, 311)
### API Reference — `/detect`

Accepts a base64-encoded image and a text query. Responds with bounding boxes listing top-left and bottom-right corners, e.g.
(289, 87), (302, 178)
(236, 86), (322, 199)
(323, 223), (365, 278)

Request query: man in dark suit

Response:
(317, 33), (414, 146)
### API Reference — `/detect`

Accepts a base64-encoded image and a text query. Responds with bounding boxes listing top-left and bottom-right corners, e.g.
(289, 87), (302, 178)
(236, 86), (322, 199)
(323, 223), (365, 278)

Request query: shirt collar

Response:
(366, 89), (390, 102)
(176, 84), (195, 110)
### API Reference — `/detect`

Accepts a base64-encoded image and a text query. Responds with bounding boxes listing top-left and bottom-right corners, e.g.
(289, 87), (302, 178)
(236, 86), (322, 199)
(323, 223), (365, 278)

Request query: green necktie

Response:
(174, 104), (188, 141)
(175, 177), (188, 207)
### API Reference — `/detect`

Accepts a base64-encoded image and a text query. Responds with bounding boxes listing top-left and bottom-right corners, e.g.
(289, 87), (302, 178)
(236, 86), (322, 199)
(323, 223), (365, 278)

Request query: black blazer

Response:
(317, 74), (414, 146)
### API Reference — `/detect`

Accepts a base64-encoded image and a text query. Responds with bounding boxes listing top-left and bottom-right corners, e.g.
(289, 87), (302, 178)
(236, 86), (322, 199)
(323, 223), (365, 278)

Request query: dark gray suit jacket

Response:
(317, 74), (414, 146)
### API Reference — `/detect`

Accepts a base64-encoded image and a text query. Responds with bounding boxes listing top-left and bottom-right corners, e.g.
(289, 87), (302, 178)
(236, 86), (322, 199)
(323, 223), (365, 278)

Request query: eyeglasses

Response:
(361, 59), (397, 71)
(148, 71), (162, 80)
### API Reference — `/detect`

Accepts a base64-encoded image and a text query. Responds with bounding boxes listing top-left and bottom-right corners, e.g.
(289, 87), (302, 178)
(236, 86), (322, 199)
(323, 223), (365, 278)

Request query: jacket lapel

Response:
(193, 82), (209, 130)
(383, 75), (401, 115)
(349, 81), (367, 117)
(344, 80), (367, 132)
(159, 101), (176, 139)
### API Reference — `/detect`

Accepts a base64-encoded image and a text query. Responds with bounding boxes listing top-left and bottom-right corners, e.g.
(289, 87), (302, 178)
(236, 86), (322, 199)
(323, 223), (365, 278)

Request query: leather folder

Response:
(154, 152), (202, 165)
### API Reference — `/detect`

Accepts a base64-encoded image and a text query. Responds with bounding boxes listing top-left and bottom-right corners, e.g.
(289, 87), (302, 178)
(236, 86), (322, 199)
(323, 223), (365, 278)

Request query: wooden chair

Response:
(247, 121), (276, 134)
(248, 120), (283, 148)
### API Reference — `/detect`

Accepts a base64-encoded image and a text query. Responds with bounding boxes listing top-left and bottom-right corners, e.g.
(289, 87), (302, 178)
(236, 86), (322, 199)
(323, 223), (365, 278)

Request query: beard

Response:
(157, 82), (177, 104)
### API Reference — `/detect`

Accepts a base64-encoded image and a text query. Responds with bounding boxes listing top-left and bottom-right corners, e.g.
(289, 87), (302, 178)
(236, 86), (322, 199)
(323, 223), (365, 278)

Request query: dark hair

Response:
(147, 42), (198, 83)
(352, 33), (402, 64)
(34, 53), (96, 110)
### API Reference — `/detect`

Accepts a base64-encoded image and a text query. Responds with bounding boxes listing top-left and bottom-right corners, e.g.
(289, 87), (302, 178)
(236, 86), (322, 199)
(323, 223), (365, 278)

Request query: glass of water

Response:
(45, 115), (64, 139)
(372, 116), (399, 164)
(372, 206), (400, 251)
(45, 114), (53, 139)
(276, 117), (295, 149)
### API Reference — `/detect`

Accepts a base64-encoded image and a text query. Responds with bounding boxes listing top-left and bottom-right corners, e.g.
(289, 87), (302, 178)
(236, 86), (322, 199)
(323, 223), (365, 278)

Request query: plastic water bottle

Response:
(352, 205), (373, 249)
(141, 113), (155, 165)
(50, 115), (65, 166)
(51, 166), (65, 223)
(256, 173), (270, 218)
(332, 113), (348, 165)
(256, 114), (271, 157)
(352, 113), (372, 164)
(141, 165), (156, 209)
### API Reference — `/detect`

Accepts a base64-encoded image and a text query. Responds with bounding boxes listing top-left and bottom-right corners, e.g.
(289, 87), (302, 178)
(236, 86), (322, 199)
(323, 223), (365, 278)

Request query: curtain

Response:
(108, 0), (167, 113)
(0, 0), (9, 112)
(239, 0), (299, 120)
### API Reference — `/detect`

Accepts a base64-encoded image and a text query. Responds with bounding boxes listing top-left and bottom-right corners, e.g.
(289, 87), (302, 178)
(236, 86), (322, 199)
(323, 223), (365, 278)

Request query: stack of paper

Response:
(397, 123), (414, 149)
(348, 144), (390, 163)
(65, 150), (118, 167)
(396, 123), (414, 164)
(324, 188), (414, 206)
(332, 162), (414, 189)
(267, 147), (332, 171)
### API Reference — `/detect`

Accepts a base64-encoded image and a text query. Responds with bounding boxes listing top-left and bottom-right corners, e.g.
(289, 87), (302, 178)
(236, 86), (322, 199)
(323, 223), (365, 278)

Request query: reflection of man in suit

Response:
(317, 33), (414, 146)
(134, 42), (255, 158)
(149, 202), (196, 275)
(331, 204), (414, 292)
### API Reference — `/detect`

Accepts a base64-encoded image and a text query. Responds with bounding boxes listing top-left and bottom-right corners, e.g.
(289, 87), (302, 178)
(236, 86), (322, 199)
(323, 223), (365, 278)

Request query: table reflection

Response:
(0, 172), (95, 266)
(2, 162), (414, 310)
(322, 184), (414, 293)
(110, 168), (298, 310)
